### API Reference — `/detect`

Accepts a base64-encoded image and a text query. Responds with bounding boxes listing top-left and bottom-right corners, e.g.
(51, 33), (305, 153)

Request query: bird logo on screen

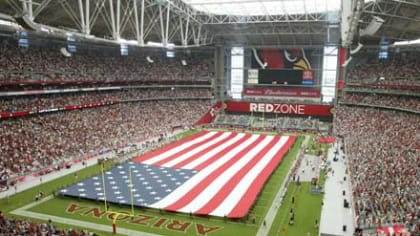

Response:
(252, 48), (312, 70)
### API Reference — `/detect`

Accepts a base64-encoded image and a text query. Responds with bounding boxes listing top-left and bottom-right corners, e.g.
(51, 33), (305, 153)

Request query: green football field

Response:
(1, 129), (326, 236)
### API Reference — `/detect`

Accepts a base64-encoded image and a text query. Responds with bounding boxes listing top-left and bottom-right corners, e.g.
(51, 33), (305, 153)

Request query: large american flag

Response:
(60, 131), (296, 218)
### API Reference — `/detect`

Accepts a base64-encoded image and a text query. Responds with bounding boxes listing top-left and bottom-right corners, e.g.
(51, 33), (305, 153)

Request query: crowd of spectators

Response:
(0, 41), (214, 83)
(334, 105), (420, 231)
(341, 93), (420, 112)
(0, 212), (95, 236)
(212, 114), (323, 132)
(0, 88), (212, 113)
(346, 52), (420, 85)
(0, 100), (211, 181)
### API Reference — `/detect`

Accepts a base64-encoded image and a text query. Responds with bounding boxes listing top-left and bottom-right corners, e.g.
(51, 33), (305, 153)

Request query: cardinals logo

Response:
(252, 48), (312, 71)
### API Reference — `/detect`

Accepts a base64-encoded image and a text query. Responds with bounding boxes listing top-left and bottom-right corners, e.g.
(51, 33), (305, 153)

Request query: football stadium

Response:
(0, 0), (419, 235)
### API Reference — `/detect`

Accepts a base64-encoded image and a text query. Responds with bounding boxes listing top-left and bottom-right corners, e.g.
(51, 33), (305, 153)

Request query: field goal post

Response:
(100, 162), (135, 234)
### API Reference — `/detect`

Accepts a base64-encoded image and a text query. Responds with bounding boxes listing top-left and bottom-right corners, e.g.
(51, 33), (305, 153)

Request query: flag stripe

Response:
(185, 135), (282, 215)
(161, 131), (234, 168)
(63, 131), (296, 219)
(214, 136), (296, 217)
(161, 135), (271, 212)
(135, 131), (296, 218)
(170, 132), (239, 169)
(142, 131), (217, 165)
(132, 130), (210, 163)
(149, 133), (262, 209)
(181, 133), (251, 170)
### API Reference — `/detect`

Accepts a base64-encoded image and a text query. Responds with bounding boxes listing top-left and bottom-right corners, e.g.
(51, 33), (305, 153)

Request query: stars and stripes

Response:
(60, 131), (295, 218)
(60, 163), (197, 206)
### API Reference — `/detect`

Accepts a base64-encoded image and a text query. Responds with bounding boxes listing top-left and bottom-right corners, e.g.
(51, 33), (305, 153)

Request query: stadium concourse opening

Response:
(60, 130), (296, 219)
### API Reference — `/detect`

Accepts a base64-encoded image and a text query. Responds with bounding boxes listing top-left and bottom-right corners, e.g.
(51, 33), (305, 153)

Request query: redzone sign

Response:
(225, 101), (333, 117)
(250, 103), (305, 114)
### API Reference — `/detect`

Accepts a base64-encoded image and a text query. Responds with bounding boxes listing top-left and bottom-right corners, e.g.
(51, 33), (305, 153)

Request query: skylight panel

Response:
(183, 0), (341, 16)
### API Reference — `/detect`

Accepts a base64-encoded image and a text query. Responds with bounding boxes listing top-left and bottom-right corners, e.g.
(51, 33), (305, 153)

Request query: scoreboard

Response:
(248, 69), (314, 85)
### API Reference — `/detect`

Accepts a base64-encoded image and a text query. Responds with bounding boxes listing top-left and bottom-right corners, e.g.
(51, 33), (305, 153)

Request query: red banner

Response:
(64, 101), (118, 111)
(377, 225), (410, 236)
(337, 80), (345, 90)
(0, 101), (118, 119)
(0, 78), (210, 87)
(224, 101), (333, 117)
(194, 102), (222, 125)
(339, 47), (347, 67)
(0, 80), (102, 86)
(243, 87), (320, 98)
(0, 111), (29, 119)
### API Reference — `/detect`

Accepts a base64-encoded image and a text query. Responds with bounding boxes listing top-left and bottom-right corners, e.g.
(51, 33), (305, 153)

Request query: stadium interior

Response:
(0, 0), (419, 235)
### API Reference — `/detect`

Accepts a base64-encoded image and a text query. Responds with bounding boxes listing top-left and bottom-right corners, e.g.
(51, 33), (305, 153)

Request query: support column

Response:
(78, 0), (86, 33)
(183, 17), (189, 46)
(158, 3), (165, 44)
(214, 46), (225, 113)
(85, 0), (90, 34)
(165, 3), (171, 46)
(116, 0), (120, 39)
(134, 0), (143, 45)
(109, 0), (117, 39)
(28, 0), (33, 20)
(140, 0), (145, 45)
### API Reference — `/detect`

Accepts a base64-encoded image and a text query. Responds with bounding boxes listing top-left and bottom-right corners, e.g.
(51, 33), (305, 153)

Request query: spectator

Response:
(0, 88), (212, 113)
(0, 214), (93, 235)
(346, 51), (420, 86)
(0, 43), (214, 83)
(341, 93), (420, 112)
(0, 100), (211, 179)
(334, 105), (420, 231)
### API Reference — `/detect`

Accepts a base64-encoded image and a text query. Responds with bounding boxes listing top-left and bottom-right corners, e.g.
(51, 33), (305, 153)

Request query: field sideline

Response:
(1, 129), (325, 236)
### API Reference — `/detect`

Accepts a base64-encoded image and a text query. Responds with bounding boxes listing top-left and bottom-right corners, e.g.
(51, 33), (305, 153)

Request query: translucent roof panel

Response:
(183, 0), (341, 16)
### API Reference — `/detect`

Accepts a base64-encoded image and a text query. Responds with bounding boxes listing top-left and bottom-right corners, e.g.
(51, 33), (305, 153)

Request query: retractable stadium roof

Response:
(0, 0), (418, 48)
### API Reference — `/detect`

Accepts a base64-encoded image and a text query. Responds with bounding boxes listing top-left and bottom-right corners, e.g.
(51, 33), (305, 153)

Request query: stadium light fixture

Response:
(0, 19), (13, 26)
(166, 43), (175, 49)
(342, 56), (352, 67)
(360, 16), (384, 36)
(146, 41), (162, 47)
(181, 59), (187, 66)
(350, 43), (363, 55)
(60, 47), (72, 57)
(117, 38), (138, 45)
(146, 41), (175, 48)
(392, 38), (420, 46)
(146, 56), (154, 63)
(40, 26), (50, 33)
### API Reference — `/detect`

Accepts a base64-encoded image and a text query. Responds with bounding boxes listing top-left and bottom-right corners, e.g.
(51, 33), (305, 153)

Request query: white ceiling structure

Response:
(183, 0), (341, 16)
(0, 0), (342, 47)
(0, 0), (419, 48)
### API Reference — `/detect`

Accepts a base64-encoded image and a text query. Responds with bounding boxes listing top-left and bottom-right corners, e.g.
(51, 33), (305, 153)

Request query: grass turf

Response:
(267, 182), (323, 236)
(2, 129), (305, 236)
(267, 136), (327, 236)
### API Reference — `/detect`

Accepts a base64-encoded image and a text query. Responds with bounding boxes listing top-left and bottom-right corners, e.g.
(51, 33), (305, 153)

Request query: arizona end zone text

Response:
(250, 103), (305, 114)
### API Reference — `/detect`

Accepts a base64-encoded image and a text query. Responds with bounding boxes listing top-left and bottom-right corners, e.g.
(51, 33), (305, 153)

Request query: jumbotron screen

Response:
(258, 69), (303, 85)
(250, 48), (316, 85)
